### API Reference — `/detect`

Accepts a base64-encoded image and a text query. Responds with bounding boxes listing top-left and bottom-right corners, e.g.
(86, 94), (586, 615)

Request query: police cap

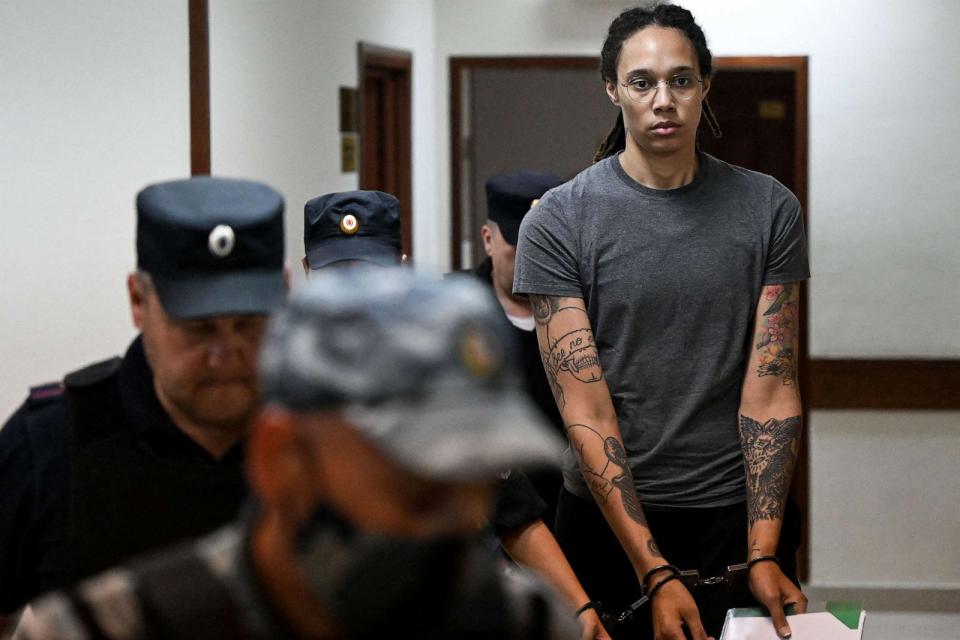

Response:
(303, 190), (401, 269)
(259, 268), (563, 481)
(136, 176), (285, 320)
(485, 171), (564, 245)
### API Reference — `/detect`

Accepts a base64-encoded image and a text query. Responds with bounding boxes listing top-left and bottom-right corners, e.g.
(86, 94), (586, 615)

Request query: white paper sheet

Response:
(720, 610), (866, 640)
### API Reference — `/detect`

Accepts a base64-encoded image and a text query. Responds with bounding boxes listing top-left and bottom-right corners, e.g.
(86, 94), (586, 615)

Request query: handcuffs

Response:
(601, 556), (779, 630)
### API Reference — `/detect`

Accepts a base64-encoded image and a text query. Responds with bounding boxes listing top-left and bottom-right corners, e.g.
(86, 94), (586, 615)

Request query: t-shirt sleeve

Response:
(513, 192), (583, 298)
(764, 182), (810, 285)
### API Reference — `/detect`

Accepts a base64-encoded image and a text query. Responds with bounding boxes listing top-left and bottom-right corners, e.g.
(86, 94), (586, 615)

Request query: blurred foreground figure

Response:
(0, 178), (285, 620)
(16, 270), (580, 640)
(307, 189), (606, 638)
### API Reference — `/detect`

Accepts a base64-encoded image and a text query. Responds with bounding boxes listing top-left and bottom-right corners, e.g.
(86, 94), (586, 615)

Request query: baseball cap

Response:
(259, 268), (563, 481)
(136, 176), (285, 319)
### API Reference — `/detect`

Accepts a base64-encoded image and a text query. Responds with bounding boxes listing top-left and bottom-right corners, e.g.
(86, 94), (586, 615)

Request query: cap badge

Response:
(208, 225), (236, 258)
(339, 214), (360, 236)
(530, 198), (540, 209)
(459, 325), (500, 380)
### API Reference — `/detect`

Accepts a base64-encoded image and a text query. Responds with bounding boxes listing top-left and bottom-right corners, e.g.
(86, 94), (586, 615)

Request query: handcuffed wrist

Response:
(574, 600), (601, 618)
(647, 573), (682, 600)
(747, 555), (781, 571)
(641, 564), (680, 594)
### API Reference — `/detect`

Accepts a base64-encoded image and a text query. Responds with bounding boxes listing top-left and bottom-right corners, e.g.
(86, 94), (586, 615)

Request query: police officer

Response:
(15, 270), (581, 640)
(0, 177), (285, 620)
(301, 189), (404, 272)
(477, 170), (566, 524)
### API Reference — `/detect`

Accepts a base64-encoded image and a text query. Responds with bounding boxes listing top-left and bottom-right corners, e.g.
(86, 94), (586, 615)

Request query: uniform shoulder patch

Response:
(28, 381), (64, 406)
(64, 356), (123, 389)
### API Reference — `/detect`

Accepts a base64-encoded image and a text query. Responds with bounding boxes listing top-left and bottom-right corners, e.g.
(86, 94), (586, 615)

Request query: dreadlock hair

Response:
(593, 2), (721, 163)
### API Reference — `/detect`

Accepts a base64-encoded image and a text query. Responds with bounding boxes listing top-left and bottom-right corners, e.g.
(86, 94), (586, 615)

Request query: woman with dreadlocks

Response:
(514, 4), (809, 639)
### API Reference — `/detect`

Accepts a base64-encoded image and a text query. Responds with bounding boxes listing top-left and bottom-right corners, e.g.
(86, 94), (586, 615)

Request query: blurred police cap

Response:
(259, 268), (563, 481)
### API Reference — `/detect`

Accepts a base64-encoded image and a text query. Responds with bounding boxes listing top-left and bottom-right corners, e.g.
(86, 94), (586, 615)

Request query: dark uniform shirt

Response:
(473, 258), (566, 529)
(0, 337), (246, 614)
(14, 523), (581, 640)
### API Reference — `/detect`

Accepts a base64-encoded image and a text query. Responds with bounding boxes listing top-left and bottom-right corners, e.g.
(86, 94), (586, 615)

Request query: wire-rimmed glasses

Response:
(619, 74), (704, 103)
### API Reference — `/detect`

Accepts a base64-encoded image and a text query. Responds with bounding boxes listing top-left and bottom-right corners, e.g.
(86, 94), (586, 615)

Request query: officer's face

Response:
(482, 222), (517, 296)
(129, 275), (266, 433)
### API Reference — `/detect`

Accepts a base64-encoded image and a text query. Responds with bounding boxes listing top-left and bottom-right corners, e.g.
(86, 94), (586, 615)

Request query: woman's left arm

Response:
(738, 281), (808, 639)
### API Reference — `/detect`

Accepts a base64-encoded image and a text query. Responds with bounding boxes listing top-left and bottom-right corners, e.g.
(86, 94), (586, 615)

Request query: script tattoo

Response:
(529, 295), (604, 412)
(739, 415), (801, 526)
(755, 283), (799, 388)
(567, 424), (649, 529)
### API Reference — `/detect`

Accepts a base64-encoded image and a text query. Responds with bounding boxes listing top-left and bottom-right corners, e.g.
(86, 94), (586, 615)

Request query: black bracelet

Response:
(747, 555), (781, 571)
(641, 564), (680, 594)
(647, 573), (682, 600)
(574, 600), (601, 618)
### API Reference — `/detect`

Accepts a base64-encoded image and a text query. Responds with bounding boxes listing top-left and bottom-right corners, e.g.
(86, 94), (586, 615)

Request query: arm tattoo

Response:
(529, 295), (604, 413)
(755, 283), (799, 387)
(550, 330), (602, 383)
(532, 295), (561, 325)
(739, 415), (801, 526)
(566, 424), (650, 529)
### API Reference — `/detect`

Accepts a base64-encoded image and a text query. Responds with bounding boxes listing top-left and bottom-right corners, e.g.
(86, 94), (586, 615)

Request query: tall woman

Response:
(514, 5), (809, 639)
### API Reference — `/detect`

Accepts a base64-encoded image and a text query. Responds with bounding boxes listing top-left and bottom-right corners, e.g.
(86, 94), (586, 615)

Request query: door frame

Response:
(358, 42), (413, 257)
(449, 56), (599, 270)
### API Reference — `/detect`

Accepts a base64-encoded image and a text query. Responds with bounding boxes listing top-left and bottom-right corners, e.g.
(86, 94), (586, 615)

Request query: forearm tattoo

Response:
(739, 415), (801, 526)
(566, 424), (653, 536)
(755, 284), (799, 387)
(529, 295), (604, 412)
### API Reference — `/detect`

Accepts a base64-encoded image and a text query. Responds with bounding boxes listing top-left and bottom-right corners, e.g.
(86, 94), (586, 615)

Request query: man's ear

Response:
(480, 223), (494, 257)
(605, 81), (621, 107)
(701, 75), (711, 101)
(128, 273), (146, 330)
(248, 408), (319, 523)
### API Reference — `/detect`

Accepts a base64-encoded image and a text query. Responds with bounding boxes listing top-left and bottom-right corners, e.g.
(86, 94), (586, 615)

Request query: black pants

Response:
(554, 489), (802, 639)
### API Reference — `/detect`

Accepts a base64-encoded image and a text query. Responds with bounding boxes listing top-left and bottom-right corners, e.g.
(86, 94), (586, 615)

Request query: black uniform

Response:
(0, 338), (247, 613)
(15, 523), (580, 640)
(473, 258), (565, 529)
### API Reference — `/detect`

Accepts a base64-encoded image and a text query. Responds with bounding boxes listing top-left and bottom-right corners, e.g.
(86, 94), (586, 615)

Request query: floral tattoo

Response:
(756, 283), (799, 387)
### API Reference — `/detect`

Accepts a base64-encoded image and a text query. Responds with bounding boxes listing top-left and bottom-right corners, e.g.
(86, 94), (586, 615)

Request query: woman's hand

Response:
(748, 562), (808, 638)
(650, 579), (712, 640)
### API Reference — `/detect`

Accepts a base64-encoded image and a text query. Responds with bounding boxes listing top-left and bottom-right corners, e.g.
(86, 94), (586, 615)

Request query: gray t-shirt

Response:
(514, 152), (809, 508)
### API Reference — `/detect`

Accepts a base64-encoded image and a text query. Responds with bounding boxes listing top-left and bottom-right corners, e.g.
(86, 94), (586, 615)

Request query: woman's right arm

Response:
(529, 294), (711, 640)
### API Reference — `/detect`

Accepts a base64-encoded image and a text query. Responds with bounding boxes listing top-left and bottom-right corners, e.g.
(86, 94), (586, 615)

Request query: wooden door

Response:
(358, 43), (413, 258)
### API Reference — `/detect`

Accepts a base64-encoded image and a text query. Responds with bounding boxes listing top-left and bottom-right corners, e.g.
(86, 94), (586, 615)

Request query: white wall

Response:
(208, 0), (438, 280)
(434, 0), (960, 359)
(810, 410), (960, 587)
(0, 1), (190, 416)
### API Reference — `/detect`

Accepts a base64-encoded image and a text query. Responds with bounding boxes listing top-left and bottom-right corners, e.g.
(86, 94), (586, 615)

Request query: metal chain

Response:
(603, 562), (751, 629)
